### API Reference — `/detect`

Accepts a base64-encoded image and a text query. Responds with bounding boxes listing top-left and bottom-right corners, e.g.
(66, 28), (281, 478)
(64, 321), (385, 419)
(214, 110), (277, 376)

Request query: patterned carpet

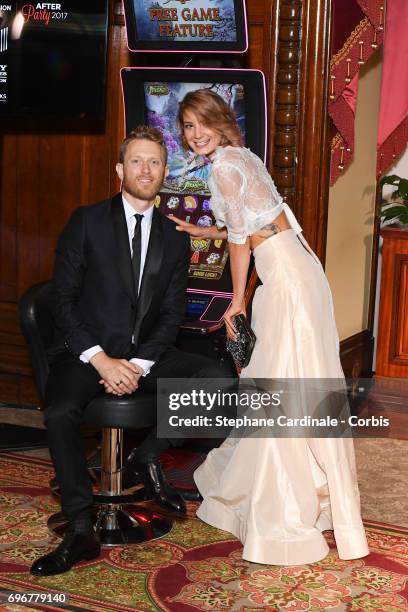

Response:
(0, 452), (407, 612)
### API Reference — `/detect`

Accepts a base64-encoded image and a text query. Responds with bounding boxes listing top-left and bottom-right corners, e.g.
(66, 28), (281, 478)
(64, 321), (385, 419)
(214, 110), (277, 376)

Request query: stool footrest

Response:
(47, 507), (173, 547)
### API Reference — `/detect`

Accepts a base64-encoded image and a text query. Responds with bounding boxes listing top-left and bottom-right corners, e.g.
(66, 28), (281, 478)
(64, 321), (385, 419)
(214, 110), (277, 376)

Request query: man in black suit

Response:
(31, 126), (229, 576)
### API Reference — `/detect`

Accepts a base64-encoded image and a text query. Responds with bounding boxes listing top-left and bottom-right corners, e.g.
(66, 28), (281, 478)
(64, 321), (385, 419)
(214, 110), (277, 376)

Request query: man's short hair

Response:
(118, 126), (168, 164)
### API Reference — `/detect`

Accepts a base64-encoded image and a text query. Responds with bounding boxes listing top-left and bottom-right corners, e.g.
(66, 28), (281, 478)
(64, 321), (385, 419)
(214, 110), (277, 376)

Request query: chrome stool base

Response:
(47, 427), (173, 546)
(47, 506), (172, 546)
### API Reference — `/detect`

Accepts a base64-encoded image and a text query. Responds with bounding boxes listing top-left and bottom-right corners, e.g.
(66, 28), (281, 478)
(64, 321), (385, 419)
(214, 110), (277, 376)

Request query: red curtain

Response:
(329, 0), (384, 185)
(377, 0), (408, 176)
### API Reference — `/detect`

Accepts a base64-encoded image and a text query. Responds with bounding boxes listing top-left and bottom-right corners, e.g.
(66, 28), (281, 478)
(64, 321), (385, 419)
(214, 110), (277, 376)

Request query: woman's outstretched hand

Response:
(223, 299), (246, 341)
(168, 215), (205, 238)
(168, 215), (228, 241)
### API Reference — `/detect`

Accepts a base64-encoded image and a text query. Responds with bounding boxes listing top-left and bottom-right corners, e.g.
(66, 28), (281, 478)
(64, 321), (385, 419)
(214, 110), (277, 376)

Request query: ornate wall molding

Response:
(272, 1), (302, 212)
(271, 0), (332, 261)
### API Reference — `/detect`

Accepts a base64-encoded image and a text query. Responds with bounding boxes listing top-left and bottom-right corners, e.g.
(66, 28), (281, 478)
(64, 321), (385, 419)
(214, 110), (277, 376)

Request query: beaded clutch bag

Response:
(226, 314), (256, 368)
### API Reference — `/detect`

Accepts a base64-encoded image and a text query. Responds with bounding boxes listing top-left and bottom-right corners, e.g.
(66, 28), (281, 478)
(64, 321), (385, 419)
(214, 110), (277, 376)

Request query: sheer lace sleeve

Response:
(209, 146), (301, 241)
(211, 160), (248, 244)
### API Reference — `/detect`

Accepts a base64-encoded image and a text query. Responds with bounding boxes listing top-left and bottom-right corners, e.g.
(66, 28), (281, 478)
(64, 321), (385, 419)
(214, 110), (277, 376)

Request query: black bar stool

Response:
(19, 281), (172, 546)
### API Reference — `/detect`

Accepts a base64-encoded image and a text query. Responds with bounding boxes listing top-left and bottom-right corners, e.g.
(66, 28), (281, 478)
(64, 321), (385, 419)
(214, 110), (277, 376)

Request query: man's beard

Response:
(123, 175), (163, 202)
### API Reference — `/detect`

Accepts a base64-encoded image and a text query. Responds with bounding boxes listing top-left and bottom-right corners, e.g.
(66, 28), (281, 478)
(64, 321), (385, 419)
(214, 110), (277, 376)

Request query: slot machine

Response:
(121, 3), (267, 364)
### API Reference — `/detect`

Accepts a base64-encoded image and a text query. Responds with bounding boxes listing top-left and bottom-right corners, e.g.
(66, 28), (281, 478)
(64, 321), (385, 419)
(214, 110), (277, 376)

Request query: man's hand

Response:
(102, 368), (143, 396)
(90, 352), (142, 395)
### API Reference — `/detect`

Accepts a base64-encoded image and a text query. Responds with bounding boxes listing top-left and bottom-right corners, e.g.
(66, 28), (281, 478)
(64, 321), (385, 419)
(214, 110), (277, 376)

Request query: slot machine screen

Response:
(121, 68), (266, 329)
(123, 0), (248, 53)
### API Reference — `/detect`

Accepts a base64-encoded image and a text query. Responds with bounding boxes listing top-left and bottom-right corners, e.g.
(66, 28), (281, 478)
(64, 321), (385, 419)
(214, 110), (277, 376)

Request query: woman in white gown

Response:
(171, 89), (369, 566)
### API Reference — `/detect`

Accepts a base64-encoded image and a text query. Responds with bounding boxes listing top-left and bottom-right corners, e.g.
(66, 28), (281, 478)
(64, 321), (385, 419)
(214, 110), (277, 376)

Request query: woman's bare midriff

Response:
(249, 211), (291, 251)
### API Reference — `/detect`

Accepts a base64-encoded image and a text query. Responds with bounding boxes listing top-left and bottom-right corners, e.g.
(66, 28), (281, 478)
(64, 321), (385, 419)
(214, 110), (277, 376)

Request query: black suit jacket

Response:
(49, 193), (191, 363)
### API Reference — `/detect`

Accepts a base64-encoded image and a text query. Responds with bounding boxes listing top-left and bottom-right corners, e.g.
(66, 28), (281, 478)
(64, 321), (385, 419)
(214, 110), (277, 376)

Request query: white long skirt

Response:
(194, 230), (369, 566)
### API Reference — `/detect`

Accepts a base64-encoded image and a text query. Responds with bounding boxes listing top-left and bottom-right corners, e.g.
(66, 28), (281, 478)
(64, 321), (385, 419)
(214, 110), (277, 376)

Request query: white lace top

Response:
(208, 146), (302, 244)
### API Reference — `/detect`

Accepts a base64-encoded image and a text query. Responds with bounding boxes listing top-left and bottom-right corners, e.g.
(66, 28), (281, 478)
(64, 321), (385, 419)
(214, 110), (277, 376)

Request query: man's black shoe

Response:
(179, 489), (203, 502)
(124, 455), (186, 514)
(30, 531), (100, 576)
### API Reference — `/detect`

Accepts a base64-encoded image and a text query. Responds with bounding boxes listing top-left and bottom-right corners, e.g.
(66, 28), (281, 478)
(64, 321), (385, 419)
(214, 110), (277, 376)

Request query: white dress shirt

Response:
(79, 196), (155, 375)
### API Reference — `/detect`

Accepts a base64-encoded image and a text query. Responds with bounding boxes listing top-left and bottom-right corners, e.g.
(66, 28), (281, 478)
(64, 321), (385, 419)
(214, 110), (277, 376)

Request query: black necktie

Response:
(132, 213), (144, 296)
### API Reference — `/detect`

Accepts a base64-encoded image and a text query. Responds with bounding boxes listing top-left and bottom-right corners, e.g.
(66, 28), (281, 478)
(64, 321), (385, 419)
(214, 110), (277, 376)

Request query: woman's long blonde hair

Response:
(178, 89), (243, 150)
